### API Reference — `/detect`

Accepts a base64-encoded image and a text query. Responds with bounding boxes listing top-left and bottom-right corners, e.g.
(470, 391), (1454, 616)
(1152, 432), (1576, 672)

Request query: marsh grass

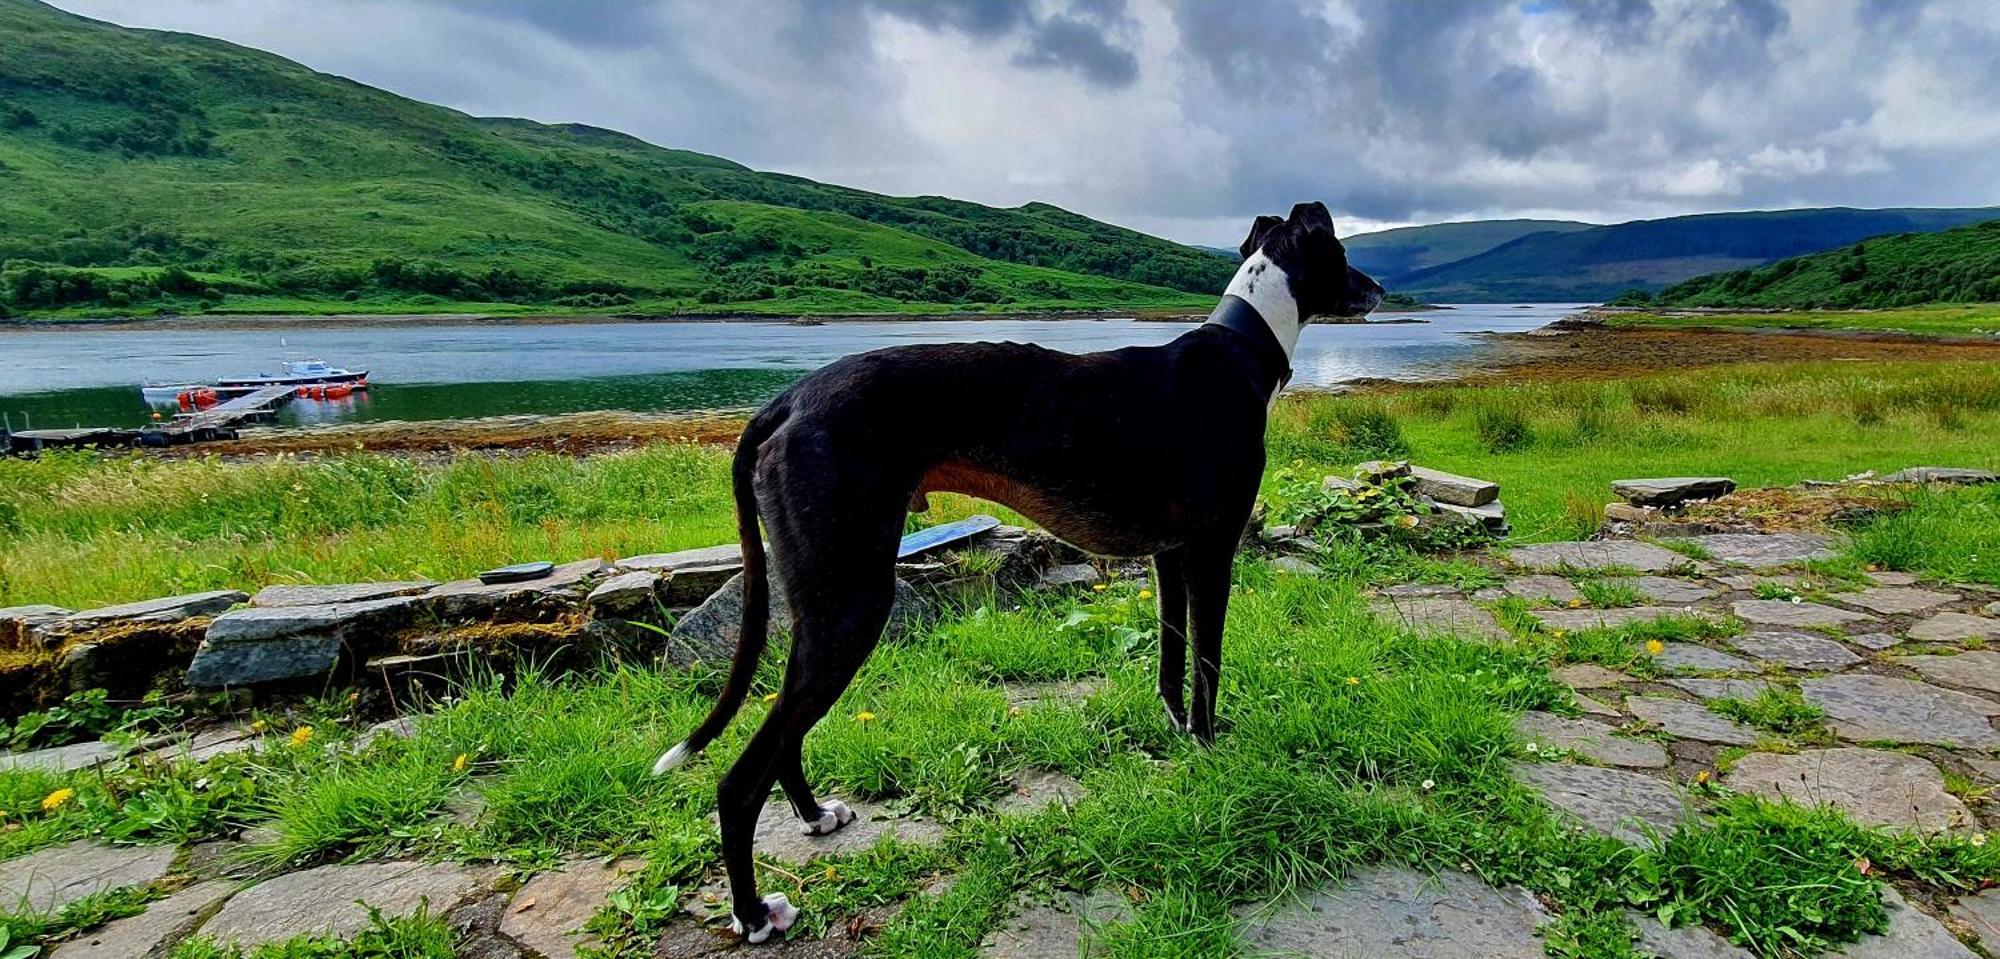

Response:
(1848, 484), (2000, 586)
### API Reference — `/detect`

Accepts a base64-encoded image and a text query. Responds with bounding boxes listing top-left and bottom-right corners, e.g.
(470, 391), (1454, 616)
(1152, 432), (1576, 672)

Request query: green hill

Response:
(1391, 207), (2000, 302)
(1342, 219), (1592, 285)
(0, 0), (1227, 318)
(1643, 219), (2000, 309)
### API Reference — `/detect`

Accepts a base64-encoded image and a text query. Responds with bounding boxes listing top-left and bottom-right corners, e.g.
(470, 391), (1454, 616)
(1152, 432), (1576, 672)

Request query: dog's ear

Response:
(1288, 201), (1335, 233)
(1239, 215), (1283, 259)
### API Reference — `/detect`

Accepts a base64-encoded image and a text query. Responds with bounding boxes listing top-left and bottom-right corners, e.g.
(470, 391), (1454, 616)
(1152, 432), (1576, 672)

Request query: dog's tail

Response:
(652, 405), (784, 776)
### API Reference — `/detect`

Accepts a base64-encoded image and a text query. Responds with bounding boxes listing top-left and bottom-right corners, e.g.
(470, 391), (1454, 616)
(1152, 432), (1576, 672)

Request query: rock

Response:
(1572, 691), (1621, 717)
(1868, 571), (1919, 586)
(982, 889), (1129, 959)
(1006, 680), (1099, 708)
(1379, 583), (1463, 598)
(0, 604), (70, 648)
(1654, 643), (1755, 673)
(1370, 596), (1507, 642)
(0, 738), (124, 773)
(1628, 912), (1754, 959)
(1532, 607), (1709, 632)
(1512, 712), (1668, 768)
(1908, 611), (2000, 644)
(1625, 696), (1759, 745)
(1356, 460), (1412, 483)
(1236, 865), (1550, 959)
(584, 570), (661, 617)
(1038, 564), (1102, 590)
(1714, 573), (1802, 591)
(1897, 651), (2000, 695)
(1665, 678), (1772, 702)
(1731, 599), (1879, 630)
(1948, 888), (2000, 956)
(426, 558), (608, 619)
(1850, 632), (1904, 651)
(1505, 540), (1690, 573)
(1877, 466), (1998, 486)
(1511, 762), (1690, 846)
(618, 544), (747, 605)
(250, 581), (435, 608)
(1834, 886), (1976, 959)
(187, 596), (421, 687)
(199, 860), (492, 948)
(1269, 555), (1320, 576)
(500, 857), (641, 959)
(1409, 466), (1499, 507)
(1726, 631), (1862, 670)
(1503, 575), (1584, 604)
(720, 799), (944, 867)
(1610, 576), (1718, 604)
(1801, 675), (2000, 748)
(355, 715), (421, 750)
(151, 725), (262, 764)
(1684, 533), (1838, 567)
(1611, 477), (1736, 508)
(1724, 749), (1971, 832)
(0, 841), (178, 916)
(1432, 500), (1508, 535)
(53, 590), (248, 633)
(1839, 586), (1959, 616)
(1553, 663), (1634, 688)
(49, 879), (235, 959)
(995, 770), (1085, 815)
(665, 573), (916, 665)
(1604, 503), (1661, 524)
(1321, 475), (1362, 494)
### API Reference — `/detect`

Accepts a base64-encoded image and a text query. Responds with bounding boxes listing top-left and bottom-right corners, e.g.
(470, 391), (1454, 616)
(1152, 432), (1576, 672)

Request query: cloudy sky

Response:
(51, 0), (2000, 245)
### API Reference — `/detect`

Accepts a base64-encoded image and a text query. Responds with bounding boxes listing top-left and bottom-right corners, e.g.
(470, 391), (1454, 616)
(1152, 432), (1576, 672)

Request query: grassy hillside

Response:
(1342, 219), (1591, 285)
(0, 0), (1226, 319)
(1392, 207), (1999, 302)
(1640, 219), (2000, 310)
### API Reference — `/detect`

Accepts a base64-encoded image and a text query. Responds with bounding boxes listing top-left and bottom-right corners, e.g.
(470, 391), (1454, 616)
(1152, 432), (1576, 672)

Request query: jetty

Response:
(4, 384), (297, 455)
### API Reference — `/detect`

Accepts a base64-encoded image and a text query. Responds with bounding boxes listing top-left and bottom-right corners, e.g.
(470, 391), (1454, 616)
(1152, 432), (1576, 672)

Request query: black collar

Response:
(1205, 294), (1293, 389)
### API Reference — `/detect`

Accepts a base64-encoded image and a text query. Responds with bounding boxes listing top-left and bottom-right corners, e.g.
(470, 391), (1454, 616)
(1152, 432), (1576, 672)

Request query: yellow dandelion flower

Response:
(289, 725), (314, 748)
(1091, 583), (1108, 592)
(1694, 769), (1711, 784)
(762, 692), (780, 704)
(1566, 598), (1584, 609)
(1552, 630), (1567, 640)
(1645, 639), (1665, 656)
(1138, 589), (1153, 600)
(40, 788), (75, 812)
(250, 719), (267, 733)
(1345, 676), (1360, 686)
(452, 753), (469, 773)
(855, 711), (877, 722)
(824, 865), (838, 882)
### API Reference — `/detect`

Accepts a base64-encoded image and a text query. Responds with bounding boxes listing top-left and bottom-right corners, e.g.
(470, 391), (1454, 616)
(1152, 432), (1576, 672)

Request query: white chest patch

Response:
(1220, 251), (1302, 357)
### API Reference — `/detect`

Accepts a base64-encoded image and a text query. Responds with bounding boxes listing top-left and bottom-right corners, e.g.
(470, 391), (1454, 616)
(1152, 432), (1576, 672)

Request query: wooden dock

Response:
(3, 384), (300, 455)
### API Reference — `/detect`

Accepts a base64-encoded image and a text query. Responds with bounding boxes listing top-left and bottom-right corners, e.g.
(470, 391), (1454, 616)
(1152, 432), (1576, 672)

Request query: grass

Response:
(1605, 303), (2000, 337)
(6, 559), (1996, 957)
(1847, 484), (2000, 587)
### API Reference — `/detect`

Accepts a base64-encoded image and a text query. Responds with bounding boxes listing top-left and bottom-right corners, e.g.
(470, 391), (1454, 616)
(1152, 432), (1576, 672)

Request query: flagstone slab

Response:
(1947, 888), (2000, 957)
(1654, 643), (1755, 673)
(995, 770), (1085, 816)
(0, 738), (124, 774)
(57, 590), (247, 632)
(1897, 651), (2000, 696)
(1612, 477), (1736, 508)
(250, 581), (436, 608)
(1369, 596), (1508, 642)
(1571, 691), (1620, 717)
(1513, 712), (1668, 768)
(1510, 762), (1690, 846)
(1532, 606), (1709, 632)
(1833, 886), (1976, 959)
(722, 799), (945, 866)
(1236, 865), (1550, 959)
(1553, 664), (1635, 689)
(1908, 612), (2000, 644)
(1731, 599), (1880, 630)
(982, 889), (1129, 959)
(1501, 575), (1583, 603)
(1628, 913), (1753, 958)
(1625, 696), (1759, 745)
(50, 879), (235, 959)
(1850, 632), (1904, 651)
(1801, 675), (2000, 748)
(1840, 587), (1960, 616)
(200, 860), (493, 948)
(1726, 631), (1862, 670)
(500, 857), (641, 959)
(1665, 678), (1773, 702)
(0, 604), (69, 647)
(0, 841), (177, 916)
(1609, 576), (1719, 605)
(426, 558), (609, 619)
(1724, 748), (1971, 832)
(1685, 533), (1839, 567)
(1505, 541), (1688, 573)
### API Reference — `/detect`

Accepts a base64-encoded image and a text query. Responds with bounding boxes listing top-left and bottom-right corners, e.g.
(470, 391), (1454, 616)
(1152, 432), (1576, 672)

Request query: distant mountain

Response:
(1342, 219), (1592, 285)
(1389, 208), (2000, 302)
(0, 0), (1226, 318)
(1645, 219), (2000, 309)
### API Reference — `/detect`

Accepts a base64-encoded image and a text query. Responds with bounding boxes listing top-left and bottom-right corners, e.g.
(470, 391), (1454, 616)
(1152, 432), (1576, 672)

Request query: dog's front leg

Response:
(1184, 544), (1234, 745)
(1153, 547), (1189, 731)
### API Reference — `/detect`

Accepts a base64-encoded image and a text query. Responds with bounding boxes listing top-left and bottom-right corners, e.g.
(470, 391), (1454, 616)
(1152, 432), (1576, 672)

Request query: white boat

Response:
(216, 360), (369, 390)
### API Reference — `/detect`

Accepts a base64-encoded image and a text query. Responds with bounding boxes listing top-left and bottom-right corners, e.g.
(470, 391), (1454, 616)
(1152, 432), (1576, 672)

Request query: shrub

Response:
(1473, 403), (1532, 453)
(1331, 402), (1410, 459)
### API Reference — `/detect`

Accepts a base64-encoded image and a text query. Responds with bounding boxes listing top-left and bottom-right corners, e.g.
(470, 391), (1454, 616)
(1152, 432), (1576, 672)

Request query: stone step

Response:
(1611, 477), (1735, 507)
(1408, 465), (1500, 507)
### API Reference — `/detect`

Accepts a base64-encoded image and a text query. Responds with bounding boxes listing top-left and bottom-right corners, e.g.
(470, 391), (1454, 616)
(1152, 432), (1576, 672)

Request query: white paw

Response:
(800, 798), (857, 836)
(730, 893), (798, 944)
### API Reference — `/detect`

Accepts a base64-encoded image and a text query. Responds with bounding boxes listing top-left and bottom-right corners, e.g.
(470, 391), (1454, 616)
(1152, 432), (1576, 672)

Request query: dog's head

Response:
(1239, 202), (1384, 321)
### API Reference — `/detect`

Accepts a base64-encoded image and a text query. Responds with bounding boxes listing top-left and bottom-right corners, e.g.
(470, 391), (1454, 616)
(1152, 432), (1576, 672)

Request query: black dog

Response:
(654, 201), (1383, 942)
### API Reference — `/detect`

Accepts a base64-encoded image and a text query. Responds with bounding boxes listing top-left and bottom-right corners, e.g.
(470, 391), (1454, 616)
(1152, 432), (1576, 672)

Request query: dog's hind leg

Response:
(778, 736), (855, 836)
(1153, 546), (1189, 732)
(1184, 542), (1235, 745)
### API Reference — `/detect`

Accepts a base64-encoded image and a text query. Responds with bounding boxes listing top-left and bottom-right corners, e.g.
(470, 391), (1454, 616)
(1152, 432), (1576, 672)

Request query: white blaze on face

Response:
(1221, 250), (1303, 358)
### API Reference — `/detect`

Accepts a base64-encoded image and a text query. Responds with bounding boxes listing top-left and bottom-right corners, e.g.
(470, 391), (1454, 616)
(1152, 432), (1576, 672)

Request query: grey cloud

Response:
(1012, 15), (1139, 87)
